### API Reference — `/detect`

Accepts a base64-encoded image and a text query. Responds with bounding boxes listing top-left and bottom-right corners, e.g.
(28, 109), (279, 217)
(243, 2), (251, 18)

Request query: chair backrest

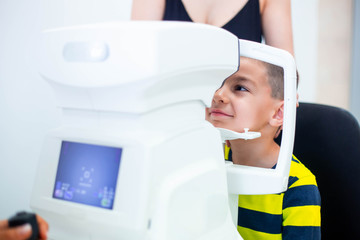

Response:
(279, 102), (360, 239)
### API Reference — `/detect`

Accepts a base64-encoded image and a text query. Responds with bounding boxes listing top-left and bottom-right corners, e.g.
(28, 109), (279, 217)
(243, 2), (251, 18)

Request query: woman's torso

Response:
(163, 0), (263, 42)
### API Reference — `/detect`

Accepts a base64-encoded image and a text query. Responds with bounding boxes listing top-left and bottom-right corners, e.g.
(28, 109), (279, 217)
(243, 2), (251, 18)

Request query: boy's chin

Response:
(210, 123), (238, 132)
(205, 118), (243, 133)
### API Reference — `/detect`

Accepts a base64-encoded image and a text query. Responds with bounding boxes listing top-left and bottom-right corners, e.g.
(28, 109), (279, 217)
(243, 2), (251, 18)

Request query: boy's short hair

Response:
(262, 61), (284, 100)
(261, 60), (300, 100)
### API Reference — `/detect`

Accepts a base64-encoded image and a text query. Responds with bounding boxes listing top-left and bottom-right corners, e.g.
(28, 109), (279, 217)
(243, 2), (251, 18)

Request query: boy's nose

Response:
(213, 87), (229, 104)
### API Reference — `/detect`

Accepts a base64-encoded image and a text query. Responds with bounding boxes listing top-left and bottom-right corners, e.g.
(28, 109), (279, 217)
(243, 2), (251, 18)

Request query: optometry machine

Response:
(30, 22), (297, 240)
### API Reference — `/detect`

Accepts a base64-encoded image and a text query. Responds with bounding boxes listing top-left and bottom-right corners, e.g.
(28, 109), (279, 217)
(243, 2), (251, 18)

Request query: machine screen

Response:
(53, 141), (122, 209)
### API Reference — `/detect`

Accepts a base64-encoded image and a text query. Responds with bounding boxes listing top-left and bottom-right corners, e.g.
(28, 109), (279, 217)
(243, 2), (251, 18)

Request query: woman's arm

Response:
(131, 0), (166, 20)
(261, 0), (294, 55)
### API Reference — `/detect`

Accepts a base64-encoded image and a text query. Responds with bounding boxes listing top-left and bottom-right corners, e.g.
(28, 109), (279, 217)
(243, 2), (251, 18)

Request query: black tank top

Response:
(163, 0), (262, 42)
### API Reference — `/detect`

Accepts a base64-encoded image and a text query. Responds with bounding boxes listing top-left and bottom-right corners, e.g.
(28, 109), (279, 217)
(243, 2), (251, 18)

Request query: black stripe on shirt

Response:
(283, 185), (321, 209)
(238, 207), (282, 234)
(283, 226), (321, 240)
(288, 176), (299, 188)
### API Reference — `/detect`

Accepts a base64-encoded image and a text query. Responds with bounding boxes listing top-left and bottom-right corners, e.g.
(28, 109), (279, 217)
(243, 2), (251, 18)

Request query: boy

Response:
(206, 57), (321, 240)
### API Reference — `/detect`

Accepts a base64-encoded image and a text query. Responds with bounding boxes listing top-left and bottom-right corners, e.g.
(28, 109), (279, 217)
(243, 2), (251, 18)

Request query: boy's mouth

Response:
(210, 109), (233, 117)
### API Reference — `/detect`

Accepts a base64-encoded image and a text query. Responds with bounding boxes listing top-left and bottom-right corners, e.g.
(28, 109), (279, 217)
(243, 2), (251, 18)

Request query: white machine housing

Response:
(31, 21), (240, 240)
(30, 21), (297, 240)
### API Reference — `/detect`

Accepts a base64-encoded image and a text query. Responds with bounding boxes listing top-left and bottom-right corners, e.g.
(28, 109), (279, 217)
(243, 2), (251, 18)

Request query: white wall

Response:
(350, 0), (360, 122)
(291, 0), (319, 103)
(316, 0), (353, 109)
(0, 0), (58, 219)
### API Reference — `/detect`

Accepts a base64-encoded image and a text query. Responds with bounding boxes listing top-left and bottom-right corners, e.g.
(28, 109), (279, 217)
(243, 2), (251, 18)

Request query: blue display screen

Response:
(53, 141), (122, 209)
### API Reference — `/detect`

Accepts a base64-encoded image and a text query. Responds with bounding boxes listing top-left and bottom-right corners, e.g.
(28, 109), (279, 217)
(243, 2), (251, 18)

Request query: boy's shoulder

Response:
(288, 155), (318, 189)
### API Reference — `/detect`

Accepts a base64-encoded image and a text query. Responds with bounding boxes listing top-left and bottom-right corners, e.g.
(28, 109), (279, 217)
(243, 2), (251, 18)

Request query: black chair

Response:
(277, 102), (360, 239)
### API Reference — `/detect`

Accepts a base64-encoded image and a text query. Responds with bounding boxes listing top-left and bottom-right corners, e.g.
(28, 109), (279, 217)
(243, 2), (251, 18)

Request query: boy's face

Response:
(206, 57), (280, 133)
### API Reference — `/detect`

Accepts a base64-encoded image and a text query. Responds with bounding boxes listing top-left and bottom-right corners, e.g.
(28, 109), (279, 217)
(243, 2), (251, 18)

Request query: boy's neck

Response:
(229, 139), (280, 168)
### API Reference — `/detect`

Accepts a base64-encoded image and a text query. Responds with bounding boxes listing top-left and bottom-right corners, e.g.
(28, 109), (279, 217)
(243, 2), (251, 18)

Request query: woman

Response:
(131, 0), (294, 55)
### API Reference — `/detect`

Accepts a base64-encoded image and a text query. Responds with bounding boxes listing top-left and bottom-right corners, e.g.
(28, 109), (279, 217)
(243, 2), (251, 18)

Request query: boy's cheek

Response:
(205, 108), (211, 122)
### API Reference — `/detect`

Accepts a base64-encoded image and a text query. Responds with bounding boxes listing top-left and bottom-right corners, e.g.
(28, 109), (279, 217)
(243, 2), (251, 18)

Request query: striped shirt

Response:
(226, 151), (321, 239)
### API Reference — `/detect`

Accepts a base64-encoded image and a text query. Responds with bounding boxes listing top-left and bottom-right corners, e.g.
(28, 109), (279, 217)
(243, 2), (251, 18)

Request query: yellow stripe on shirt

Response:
(283, 205), (321, 227)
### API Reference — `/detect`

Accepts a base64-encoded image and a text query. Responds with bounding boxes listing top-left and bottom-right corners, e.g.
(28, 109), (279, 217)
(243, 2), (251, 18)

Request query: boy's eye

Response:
(234, 85), (248, 91)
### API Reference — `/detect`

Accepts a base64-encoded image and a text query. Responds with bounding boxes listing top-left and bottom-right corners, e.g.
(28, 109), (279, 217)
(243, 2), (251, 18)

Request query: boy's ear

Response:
(269, 101), (284, 127)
